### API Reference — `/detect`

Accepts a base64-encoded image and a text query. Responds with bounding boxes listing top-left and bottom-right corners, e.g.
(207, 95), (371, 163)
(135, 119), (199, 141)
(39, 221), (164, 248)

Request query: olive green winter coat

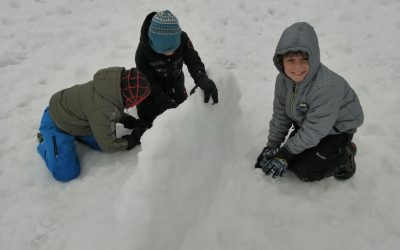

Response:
(49, 67), (130, 152)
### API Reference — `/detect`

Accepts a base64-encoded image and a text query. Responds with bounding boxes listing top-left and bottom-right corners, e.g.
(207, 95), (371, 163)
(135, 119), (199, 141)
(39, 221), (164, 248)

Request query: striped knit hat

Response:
(148, 10), (181, 54)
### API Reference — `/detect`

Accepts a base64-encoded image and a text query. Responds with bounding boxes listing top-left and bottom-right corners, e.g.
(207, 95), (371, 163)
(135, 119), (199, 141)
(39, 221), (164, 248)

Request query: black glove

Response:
(123, 133), (140, 150)
(195, 76), (218, 104)
(156, 94), (178, 113)
(135, 119), (152, 129)
(122, 126), (148, 150)
(120, 115), (151, 129)
(255, 146), (279, 168)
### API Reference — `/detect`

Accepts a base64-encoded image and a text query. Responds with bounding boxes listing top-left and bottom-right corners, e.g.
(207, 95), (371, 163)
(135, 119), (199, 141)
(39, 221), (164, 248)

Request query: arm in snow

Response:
(88, 107), (129, 152)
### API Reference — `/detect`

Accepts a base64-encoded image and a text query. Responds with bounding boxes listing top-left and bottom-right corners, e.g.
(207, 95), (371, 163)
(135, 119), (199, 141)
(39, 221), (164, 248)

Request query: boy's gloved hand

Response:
(121, 115), (151, 129)
(136, 119), (153, 129)
(259, 146), (295, 178)
(262, 158), (288, 178)
(195, 76), (219, 104)
(255, 146), (279, 168)
(122, 126), (148, 150)
(123, 133), (140, 150)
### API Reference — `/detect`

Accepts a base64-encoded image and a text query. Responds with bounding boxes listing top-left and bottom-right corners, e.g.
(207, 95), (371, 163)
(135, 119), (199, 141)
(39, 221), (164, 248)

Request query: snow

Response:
(1, 0), (400, 249)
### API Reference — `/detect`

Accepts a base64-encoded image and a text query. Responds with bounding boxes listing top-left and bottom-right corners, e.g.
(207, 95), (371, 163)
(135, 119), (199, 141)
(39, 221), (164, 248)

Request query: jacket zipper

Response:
(52, 136), (59, 159)
(290, 83), (297, 117)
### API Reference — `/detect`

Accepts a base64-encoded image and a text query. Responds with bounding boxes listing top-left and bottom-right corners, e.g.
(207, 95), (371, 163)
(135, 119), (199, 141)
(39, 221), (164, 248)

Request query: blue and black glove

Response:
(255, 146), (280, 168)
(262, 157), (288, 178)
(259, 146), (295, 178)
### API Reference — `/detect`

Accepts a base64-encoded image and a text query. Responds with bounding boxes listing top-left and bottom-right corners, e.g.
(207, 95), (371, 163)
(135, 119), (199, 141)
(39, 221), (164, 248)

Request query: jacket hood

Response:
(92, 67), (125, 109)
(273, 22), (321, 84)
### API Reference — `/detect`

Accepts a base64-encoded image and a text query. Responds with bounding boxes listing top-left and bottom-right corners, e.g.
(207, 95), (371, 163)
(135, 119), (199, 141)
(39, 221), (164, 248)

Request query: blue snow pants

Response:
(37, 107), (101, 182)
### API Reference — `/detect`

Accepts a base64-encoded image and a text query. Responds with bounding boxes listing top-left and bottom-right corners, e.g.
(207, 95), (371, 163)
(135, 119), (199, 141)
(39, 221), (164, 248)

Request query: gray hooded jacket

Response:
(268, 22), (364, 155)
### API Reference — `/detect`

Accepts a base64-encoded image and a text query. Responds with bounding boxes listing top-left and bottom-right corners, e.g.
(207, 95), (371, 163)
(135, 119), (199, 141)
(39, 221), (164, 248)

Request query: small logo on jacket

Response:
(316, 152), (326, 160)
(297, 102), (308, 113)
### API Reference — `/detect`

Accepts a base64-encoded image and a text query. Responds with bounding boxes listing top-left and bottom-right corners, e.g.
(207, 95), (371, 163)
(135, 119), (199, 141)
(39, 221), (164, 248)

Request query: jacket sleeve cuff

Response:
(277, 146), (296, 162)
(194, 70), (207, 82)
(267, 140), (281, 148)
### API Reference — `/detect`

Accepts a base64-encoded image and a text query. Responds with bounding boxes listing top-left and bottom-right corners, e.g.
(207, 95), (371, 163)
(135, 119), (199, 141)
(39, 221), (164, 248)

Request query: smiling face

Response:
(282, 52), (310, 83)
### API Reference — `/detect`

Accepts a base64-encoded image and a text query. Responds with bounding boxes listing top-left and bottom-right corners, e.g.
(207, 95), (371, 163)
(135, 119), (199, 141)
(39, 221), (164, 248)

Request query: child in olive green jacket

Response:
(37, 67), (150, 182)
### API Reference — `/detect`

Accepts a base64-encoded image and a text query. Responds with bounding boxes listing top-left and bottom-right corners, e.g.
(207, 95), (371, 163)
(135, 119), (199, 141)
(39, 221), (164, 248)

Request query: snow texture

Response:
(1, 0), (400, 249)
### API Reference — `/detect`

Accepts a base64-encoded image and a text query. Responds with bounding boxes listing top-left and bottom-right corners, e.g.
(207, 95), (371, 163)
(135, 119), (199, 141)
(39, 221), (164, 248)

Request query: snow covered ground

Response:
(1, 0), (400, 249)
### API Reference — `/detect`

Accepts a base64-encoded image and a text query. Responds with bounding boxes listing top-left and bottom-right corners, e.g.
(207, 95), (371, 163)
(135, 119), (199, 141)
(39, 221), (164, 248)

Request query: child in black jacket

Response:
(135, 10), (218, 122)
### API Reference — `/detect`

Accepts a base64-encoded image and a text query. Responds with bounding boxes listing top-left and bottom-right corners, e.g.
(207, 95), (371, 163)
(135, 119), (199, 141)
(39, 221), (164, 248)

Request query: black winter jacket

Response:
(135, 12), (207, 99)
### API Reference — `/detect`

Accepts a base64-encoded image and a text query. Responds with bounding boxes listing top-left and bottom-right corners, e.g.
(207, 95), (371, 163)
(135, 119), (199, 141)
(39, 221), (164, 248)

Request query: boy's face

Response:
(282, 54), (309, 83)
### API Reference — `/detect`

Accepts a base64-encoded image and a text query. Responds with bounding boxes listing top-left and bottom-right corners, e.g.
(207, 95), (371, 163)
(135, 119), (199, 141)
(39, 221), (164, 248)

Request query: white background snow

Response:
(1, 0), (400, 249)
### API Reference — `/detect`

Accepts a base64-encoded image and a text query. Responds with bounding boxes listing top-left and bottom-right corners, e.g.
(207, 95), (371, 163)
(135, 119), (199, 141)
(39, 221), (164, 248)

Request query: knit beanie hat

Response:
(120, 68), (151, 108)
(148, 10), (181, 54)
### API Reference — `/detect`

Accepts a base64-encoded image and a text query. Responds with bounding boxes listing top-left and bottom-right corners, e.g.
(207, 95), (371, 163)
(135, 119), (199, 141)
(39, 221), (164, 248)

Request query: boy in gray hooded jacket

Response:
(255, 22), (364, 181)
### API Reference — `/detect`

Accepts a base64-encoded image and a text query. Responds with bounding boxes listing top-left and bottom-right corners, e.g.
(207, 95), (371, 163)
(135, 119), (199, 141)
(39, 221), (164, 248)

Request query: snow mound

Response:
(115, 67), (242, 250)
